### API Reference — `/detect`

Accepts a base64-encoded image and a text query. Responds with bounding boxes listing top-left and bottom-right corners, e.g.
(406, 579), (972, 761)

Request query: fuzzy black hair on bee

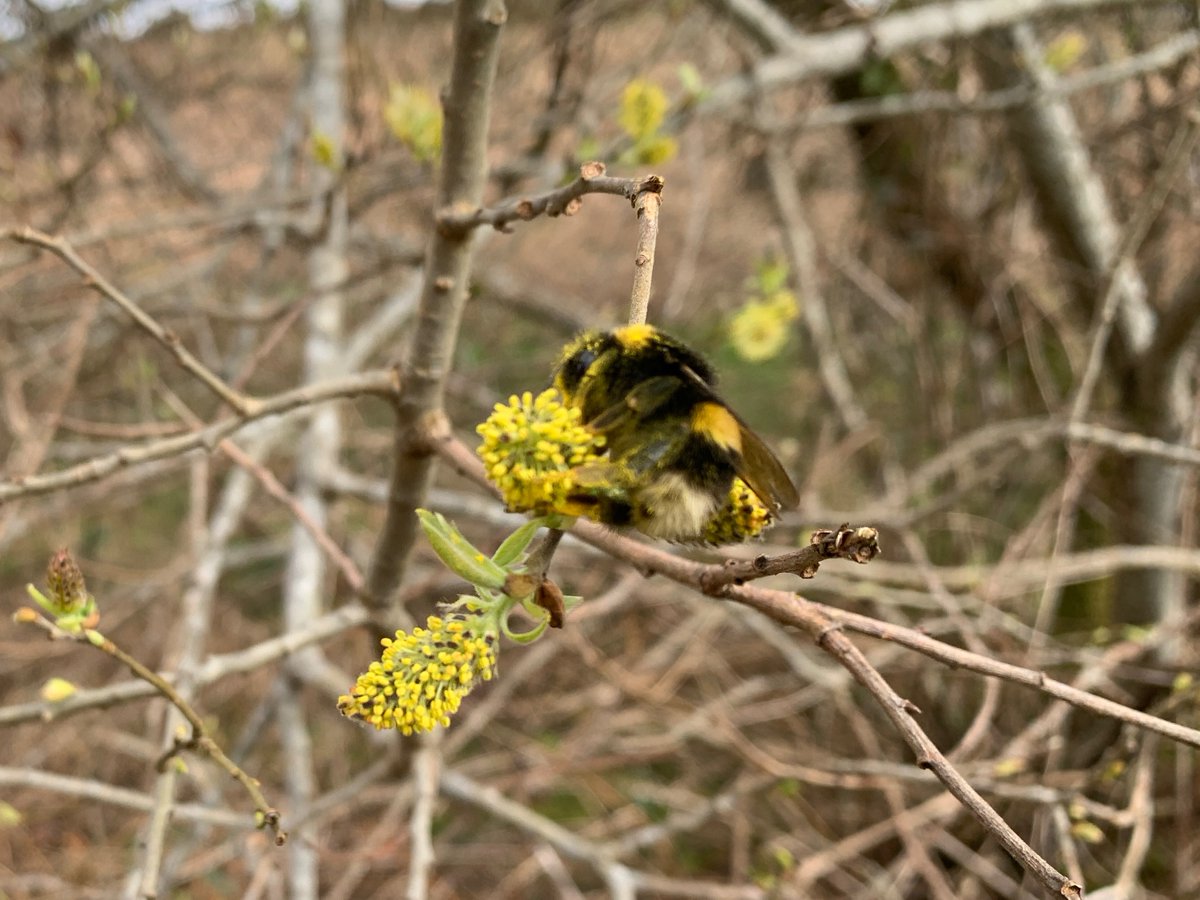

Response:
(550, 324), (797, 542)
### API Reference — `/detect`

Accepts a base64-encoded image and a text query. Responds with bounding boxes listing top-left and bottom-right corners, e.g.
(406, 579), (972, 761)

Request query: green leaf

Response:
(491, 517), (549, 567)
(26, 584), (55, 616)
(561, 594), (583, 612)
(116, 93), (138, 123)
(502, 613), (550, 644)
(417, 509), (507, 590)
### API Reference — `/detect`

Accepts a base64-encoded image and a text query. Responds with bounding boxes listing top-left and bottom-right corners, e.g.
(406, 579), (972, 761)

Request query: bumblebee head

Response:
(553, 330), (614, 400)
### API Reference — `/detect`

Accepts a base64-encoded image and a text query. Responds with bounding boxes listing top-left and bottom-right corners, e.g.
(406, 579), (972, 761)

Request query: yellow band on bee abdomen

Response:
(691, 402), (741, 451)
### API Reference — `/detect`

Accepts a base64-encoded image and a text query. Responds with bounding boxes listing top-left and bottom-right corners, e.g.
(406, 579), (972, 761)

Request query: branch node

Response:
(482, 0), (507, 26)
(810, 524), (881, 564)
(637, 174), (665, 197)
(579, 160), (606, 180)
(814, 619), (843, 648)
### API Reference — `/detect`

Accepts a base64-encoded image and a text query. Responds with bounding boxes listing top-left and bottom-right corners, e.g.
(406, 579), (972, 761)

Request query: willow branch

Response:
(5, 227), (257, 416)
(0, 370), (397, 504)
(19, 613), (286, 844)
(627, 176), (665, 326)
(699, 0), (1169, 114)
(1068, 110), (1200, 422)
(437, 163), (661, 236)
(753, 30), (1200, 133)
(430, 429), (1200, 747)
(365, 0), (507, 614)
(0, 600), (373, 728)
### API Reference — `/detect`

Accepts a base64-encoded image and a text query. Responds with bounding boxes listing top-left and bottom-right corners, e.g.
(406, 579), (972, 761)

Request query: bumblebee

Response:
(551, 324), (799, 541)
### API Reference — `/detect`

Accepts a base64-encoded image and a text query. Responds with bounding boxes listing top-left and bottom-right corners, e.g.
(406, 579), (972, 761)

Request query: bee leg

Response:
(562, 489), (636, 527)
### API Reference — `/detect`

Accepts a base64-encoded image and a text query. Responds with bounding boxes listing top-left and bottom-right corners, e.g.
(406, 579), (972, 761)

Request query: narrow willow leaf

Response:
(491, 517), (550, 567)
(417, 509), (507, 589)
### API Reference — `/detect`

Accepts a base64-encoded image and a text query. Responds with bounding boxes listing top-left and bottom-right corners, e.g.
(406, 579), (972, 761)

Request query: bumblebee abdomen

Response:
(690, 401), (742, 453)
(632, 472), (721, 541)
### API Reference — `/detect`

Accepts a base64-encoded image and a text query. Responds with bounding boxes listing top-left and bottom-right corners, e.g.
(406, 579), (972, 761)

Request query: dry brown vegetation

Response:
(2, 1), (1200, 898)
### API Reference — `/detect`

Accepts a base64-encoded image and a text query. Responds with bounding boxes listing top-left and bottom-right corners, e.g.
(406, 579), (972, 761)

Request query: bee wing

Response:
(736, 423), (800, 512)
(677, 364), (800, 512)
(585, 376), (682, 432)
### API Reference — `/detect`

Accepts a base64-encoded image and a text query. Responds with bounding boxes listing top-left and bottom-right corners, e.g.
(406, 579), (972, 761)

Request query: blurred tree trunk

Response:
(980, 24), (1191, 638)
(282, 0), (349, 894)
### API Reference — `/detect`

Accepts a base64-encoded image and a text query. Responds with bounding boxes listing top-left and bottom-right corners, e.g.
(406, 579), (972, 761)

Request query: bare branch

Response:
(18, 609), (285, 844)
(6, 227), (259, 417)
(700, 0), (1164, 113)
(0, 370), (397, 504)
(437, 164), (661, 236)
(365, 0), (508, 613)
(754, 30), (1200, 133)
(627, 177), (665, 326)
(431, 428), (1200, 750)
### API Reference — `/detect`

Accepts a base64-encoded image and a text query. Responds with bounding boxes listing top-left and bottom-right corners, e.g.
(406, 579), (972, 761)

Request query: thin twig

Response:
(423, 438), (1129, 898)
(751, 30), (1200, 133)
(0, 766), (251, 829)
(627, 176), (665, 326)
(1068, 111), (1200, 424)
(429, 433), (1200, 765)
(815, 603), (1200, 751)
(155, 386), (368, 597)
(762, 139), (869, 432)
(218, 438), (367, 595)
(796, 606), (1080, 897)
(364, 0), (508, 615)
(438, 163), (660, 236)
(18, 613), (286, 844)
(5, 227), (258, 416)
(441, 770), (761, 898)
(0, 597), (372, 724)
(406, 730), (442, 900)
(701, 525), (881, 590)
(699, 0), (1163, 113)
(1112, 736), (1159, 896)
(0, 369), (397, 504)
